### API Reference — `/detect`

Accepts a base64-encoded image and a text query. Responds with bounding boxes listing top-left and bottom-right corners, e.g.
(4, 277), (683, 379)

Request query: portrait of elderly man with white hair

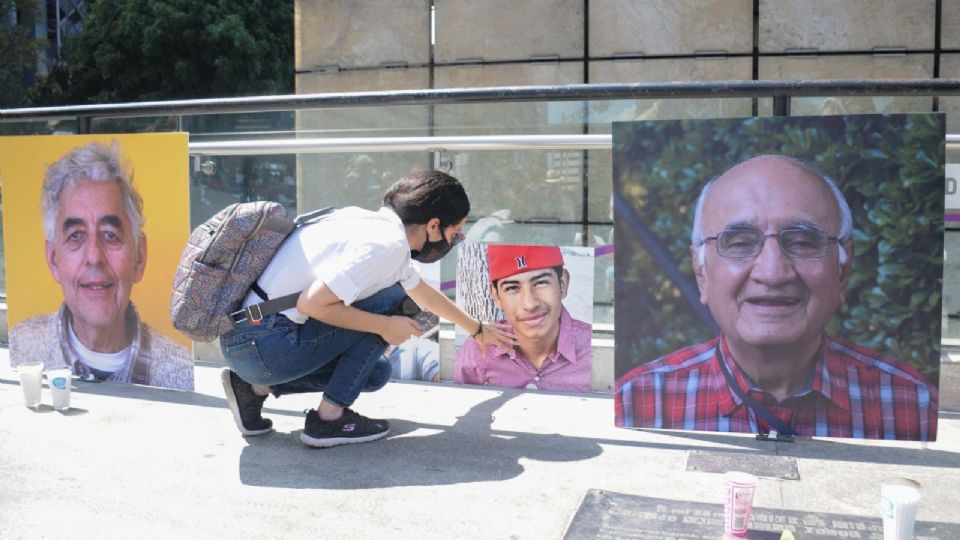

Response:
(9, 141), (194, 391)
(615, 153), (939, 441)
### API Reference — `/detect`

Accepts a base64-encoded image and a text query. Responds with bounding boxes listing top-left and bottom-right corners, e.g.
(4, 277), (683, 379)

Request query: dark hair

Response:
(382, 170), (470, 227)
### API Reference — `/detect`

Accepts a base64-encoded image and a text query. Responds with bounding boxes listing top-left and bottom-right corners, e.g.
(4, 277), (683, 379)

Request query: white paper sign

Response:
(947, 164), (960, 211)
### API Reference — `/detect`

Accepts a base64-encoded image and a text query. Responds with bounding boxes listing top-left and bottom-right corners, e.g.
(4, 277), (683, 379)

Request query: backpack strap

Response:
(295, 206), (336, 226)
(230, 292), (301, 325)
(233, 206), (337, 326)
(250, 282), (270, 302)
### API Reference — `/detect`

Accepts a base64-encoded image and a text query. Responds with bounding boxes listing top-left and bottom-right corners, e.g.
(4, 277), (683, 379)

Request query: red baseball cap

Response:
(487, 244), (564, 282)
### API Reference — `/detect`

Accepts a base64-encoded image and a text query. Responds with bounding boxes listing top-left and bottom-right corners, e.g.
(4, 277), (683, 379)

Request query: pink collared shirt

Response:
(455, 306), (592, 392)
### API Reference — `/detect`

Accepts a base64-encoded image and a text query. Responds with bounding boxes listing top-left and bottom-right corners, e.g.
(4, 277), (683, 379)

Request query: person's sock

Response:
(317, 406), (344, 422)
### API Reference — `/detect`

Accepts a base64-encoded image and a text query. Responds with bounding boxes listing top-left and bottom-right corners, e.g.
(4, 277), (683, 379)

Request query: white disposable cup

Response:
(881, 478), (921, 540)
(47, 367), (73, 411)
(723, 471), (757, 537)
(17, 362), (44, 408)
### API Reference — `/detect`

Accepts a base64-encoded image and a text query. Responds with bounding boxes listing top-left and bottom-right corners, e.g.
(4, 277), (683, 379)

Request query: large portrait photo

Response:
(1, 133), (194, 391)
(454, 243), (595, 393)
(612, 114), (943, 441)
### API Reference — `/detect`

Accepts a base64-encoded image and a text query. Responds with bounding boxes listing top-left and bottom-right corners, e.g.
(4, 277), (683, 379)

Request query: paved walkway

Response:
(1, 350), (959, 539)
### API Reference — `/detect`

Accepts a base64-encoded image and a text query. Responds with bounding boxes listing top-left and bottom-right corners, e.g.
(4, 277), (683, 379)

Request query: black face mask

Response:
(411, 228), (454, 263)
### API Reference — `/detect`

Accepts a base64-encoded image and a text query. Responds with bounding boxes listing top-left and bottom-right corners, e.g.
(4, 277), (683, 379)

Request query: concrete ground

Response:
(2, 349), (959, 540)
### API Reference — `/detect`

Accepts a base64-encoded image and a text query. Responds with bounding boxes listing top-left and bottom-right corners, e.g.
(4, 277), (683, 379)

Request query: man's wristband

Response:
(471, 321), (484, 338)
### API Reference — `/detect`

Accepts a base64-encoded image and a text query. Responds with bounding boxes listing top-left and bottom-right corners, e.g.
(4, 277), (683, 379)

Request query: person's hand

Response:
(474, 321), (517, 351)
(381, 316), (422, 345)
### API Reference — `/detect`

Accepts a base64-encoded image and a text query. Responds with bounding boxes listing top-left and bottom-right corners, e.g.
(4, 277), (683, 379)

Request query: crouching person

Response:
(220, 170), (515, 448)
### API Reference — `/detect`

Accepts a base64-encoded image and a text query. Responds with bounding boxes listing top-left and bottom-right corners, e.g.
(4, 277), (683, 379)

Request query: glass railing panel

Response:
(179, 111), (303, 226)
(0, 120), (77, 135)
(90, 116), (180, 134)
(184, 111), (295, 139)
(590, 224), (615, 328)
(295, 112), (432, 211)
(188, 154), (298, 229)
(943, 231), (960, 344)
(433, 91), (587, 231)
(941, 53), (960, 134)
(758, 54), (935, 116)
(588, 58), (755, 124)
(435, 148), (585, 225)
(943, 146), (960, 345)
(295, 69), (432, 211)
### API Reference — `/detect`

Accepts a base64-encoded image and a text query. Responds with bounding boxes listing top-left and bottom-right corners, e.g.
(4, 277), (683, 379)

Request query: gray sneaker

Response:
(300, 408), (390, 448)
(221, 369), (273, 436)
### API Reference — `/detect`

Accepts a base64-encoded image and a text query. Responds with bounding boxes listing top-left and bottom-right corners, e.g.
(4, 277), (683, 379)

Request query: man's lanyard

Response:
(715, 346), (797, 437)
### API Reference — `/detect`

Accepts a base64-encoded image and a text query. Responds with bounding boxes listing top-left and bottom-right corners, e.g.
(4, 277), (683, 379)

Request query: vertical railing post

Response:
(772, 94), (790, 117)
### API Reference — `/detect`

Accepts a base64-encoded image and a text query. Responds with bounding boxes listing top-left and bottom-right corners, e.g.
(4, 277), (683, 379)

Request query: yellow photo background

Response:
(0, 133), (192, 350)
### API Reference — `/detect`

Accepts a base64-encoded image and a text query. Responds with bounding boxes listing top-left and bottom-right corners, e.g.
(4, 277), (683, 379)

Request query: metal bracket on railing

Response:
(429, 147), (453, 173)
(773, 95), (791, 117)
(191, 155), (217, 175)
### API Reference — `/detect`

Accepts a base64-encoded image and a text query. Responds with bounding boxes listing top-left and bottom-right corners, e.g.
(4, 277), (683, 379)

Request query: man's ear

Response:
(690, 244), (708, 305)
(45, 240), (62, 284)
(838, 240), (854, 289)
(559, 268), (570, 299)
(489, 282), (502, 311)
(133, 233), (148, 283)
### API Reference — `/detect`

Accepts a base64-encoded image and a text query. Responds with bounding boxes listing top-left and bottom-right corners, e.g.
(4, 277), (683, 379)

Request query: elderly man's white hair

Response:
(690, 154), (852, 266)
(42, 141), (145, 250)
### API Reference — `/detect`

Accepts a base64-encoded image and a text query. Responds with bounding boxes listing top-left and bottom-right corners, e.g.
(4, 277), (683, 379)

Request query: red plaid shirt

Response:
(615, 335), (938, 441)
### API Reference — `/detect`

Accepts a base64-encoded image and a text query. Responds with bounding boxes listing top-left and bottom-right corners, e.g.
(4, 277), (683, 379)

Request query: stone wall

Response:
(293, 0), (956, 237)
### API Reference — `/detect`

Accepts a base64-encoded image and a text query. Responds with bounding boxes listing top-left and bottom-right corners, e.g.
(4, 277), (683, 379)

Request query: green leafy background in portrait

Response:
(613, 114), (944, 384)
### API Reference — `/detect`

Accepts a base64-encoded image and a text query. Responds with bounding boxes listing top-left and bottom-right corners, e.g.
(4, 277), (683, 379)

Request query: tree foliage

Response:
(31, 0), (293, 104)
(456, 243), (501, 323)
(0, 0), (43, 107)
(613, 114), (944, 381)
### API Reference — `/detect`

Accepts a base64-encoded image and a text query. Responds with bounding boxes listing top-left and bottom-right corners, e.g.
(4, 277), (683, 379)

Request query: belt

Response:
(230, 304), (265, 325)
(231, 292), (417, 326)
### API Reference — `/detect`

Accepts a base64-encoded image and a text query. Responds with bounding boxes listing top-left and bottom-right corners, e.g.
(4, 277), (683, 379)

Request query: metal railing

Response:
(194, 133), (960, 157)
(4, 79), (960, 130)
(189, 134), (612, 156)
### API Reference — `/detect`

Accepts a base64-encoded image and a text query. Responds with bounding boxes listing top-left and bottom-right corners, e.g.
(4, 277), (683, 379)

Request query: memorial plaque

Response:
(564, 489), (960, 540)
(686, 450), (800, 480)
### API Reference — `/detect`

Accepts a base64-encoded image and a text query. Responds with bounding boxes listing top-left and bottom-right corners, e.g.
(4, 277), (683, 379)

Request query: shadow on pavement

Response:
(238, 392), (604, 489)
(5, 374), (958, 472)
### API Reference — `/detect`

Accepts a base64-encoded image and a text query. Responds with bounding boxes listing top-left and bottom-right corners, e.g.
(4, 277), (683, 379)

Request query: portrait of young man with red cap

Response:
(455, 244), (593, 392)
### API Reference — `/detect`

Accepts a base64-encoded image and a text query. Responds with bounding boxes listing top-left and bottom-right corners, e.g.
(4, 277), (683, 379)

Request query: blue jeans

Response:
(220, 284), (406, 408)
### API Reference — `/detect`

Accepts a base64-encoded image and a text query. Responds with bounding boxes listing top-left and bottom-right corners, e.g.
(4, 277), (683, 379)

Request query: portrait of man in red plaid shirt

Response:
(615, 154), (939, 441)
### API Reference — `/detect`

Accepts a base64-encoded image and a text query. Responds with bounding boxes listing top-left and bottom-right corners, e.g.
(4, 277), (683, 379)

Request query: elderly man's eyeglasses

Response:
(702, 228), (841, 259)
